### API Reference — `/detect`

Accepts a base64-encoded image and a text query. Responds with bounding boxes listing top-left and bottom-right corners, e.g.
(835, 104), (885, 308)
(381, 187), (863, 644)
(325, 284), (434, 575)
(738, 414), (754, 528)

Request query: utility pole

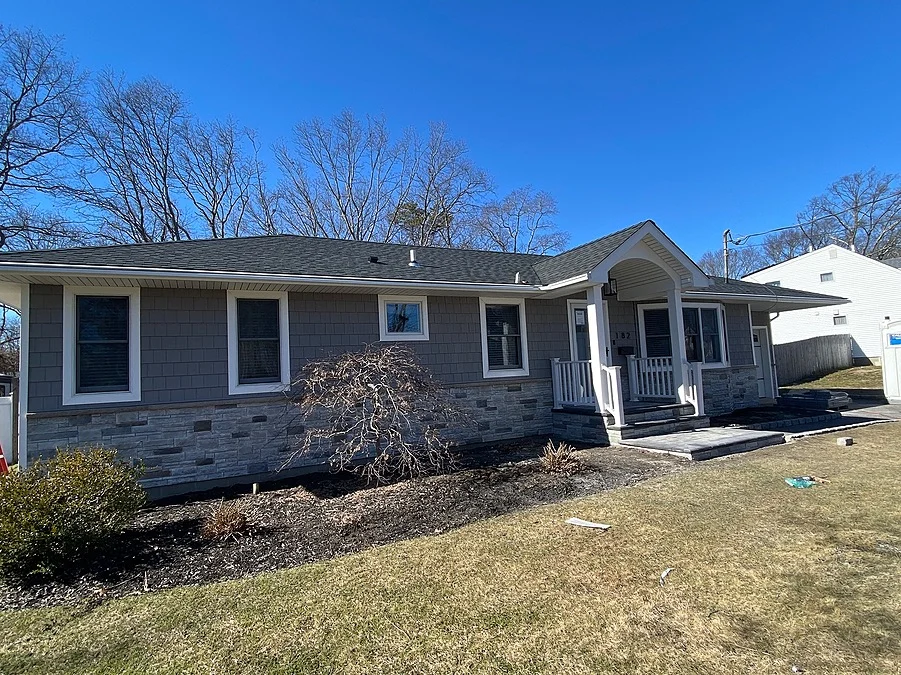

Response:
(722, 229), (731, 281)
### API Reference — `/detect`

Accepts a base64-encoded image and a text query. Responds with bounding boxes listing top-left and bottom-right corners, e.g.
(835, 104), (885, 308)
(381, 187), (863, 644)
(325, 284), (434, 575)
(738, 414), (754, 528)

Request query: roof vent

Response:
(515, 272), (522, 284)
(408, 249), (419, 268)
(369, 256), (379, 264)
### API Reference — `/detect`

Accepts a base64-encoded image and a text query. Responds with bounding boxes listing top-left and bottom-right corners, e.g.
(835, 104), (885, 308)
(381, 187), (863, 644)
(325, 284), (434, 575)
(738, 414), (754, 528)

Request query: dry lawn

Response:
(793, 365), (884, 390)
(1, 426), (900, 674)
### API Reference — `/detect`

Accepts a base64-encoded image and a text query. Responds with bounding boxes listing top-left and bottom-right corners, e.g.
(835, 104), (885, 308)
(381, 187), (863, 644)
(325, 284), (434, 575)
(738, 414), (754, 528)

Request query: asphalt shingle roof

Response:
(0, 227), (847, 303)
(696, 277), (846, 302)
(531, 221), (646, 284)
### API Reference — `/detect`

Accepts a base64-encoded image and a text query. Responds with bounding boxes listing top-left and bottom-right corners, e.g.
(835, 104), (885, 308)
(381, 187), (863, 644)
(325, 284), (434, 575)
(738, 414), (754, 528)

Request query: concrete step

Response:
(616, 427), (785, 461)
(623, 402), (696, 424)
(611, 415), (710, 442)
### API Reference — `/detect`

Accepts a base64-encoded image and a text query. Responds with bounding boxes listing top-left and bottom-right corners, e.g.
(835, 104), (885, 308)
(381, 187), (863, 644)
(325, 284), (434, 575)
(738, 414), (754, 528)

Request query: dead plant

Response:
(200, 500), (248, 541)
(540, 439), (580, 473)
(285, 344), (466, 484)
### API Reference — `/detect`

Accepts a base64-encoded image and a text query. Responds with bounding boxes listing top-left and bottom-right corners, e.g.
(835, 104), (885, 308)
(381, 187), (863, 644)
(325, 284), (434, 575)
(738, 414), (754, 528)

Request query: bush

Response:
(0, 447), (145, 580)
(289, 344), (464, 483)
(200, 500), (248, 540)
(540, 440), (579, 473)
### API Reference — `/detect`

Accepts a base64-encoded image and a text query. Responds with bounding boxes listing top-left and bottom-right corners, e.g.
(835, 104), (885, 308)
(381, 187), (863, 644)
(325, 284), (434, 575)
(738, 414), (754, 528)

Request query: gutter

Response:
(683, 291), (848, 306)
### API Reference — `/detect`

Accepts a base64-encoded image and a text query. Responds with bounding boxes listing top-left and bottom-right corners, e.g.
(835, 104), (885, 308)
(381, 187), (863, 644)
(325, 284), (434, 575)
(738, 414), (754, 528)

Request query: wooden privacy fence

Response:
(775, 334), (853, 385)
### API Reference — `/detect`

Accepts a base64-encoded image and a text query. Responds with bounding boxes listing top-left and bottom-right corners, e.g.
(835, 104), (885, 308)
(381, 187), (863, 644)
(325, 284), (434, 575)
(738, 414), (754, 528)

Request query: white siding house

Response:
(743, 244), (901, 363)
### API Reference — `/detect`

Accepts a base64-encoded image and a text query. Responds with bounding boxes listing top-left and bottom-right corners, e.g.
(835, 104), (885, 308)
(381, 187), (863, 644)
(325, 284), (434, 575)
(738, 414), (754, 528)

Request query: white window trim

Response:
(479, 297), (530, 379)
(820, 272), (834, 282)
(637, 302), (729, 369)
(378, 295), (429, 341)
(227, 290), (291, 396)
(62, 286), (142, 406)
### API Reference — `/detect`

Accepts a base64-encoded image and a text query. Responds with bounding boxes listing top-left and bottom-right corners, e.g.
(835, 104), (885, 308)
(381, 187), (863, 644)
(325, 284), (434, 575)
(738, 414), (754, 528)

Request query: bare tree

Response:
(790, 169), (901, 259)
(698, 246), (766, 278)
(475, 187), (568, 254)
(286, 344), (464, 483)
(0, 25), (85, 249)
(69, 73), (190, 243)
(392, 122), (491, 247)
(245, 131), (283, 235)
(276, 111), (412, 241)
(176, 118), (254, 238)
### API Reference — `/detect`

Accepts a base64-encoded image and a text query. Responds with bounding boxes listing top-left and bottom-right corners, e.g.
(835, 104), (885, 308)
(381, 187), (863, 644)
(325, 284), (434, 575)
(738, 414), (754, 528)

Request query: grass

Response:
(2, 427), (901, 674)
(791, 365), (884, 390)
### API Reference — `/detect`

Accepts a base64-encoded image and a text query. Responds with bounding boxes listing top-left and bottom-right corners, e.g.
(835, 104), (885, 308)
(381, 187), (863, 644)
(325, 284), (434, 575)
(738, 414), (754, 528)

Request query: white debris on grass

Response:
(659, 567), (675, 586)
(565, 517), (610, 530)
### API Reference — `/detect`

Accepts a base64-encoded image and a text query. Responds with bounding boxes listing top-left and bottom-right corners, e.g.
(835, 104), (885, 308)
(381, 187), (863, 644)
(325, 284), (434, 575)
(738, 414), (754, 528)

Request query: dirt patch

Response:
(0, 440), (685, 610)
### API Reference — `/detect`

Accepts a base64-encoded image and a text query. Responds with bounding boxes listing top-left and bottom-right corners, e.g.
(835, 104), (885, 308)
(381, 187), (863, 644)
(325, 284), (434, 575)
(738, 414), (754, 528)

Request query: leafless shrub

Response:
(287, 344), (465, 484)
(540, 440), (579, 473)
(200, 500), (248, 540)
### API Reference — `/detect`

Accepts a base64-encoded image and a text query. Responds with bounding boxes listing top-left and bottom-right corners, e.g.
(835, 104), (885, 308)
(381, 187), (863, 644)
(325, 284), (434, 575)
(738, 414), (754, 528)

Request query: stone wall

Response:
(26, 378), (556, 496)
(702, 365), (758, 416)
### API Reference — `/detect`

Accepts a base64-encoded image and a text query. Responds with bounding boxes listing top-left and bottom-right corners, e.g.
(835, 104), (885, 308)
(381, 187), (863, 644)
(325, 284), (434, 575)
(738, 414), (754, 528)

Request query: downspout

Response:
(17, 283), (28, 470)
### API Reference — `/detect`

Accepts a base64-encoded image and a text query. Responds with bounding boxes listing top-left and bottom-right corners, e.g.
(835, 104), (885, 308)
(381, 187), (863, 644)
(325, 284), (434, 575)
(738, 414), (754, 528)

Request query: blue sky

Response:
(5, 1), (901, 256)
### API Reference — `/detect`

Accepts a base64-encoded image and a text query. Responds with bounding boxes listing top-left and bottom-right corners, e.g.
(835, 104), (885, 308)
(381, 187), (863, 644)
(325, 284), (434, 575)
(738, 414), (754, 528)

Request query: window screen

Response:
(236, 299), (281, 383)
(76, 296), (129, 393)
(485, 304), (523, 370)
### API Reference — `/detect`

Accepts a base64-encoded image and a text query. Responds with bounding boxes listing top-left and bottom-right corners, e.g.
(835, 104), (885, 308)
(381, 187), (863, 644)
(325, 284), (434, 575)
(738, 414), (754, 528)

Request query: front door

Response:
(570, 303), (591, 361)
(752, 327), (773, 398)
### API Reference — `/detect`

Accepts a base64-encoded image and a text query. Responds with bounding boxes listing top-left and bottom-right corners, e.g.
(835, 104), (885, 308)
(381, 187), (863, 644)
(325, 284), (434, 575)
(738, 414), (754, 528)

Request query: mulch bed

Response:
(710, 406), (837, 427)
(0, 440), (685, 610)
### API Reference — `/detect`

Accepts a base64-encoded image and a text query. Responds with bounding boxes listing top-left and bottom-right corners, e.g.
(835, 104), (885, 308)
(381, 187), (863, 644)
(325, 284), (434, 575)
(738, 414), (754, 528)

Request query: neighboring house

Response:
(0, 220), (843, 495)
(743, 244), (899, 364)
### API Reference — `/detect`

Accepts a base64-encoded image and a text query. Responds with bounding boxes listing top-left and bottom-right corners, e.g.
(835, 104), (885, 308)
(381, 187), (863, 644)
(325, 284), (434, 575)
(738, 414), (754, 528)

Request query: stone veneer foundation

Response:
(702, 365), (758, 417)
(26, 379), (556, 497)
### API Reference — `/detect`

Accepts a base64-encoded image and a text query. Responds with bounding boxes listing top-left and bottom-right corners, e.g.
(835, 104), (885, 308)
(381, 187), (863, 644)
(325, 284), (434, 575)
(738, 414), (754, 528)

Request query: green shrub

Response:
(0, 447), (145, 580)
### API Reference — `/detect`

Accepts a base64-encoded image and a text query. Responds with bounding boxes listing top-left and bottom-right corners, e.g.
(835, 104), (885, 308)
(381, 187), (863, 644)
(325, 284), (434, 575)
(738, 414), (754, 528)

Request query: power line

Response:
(728, 189), (901, 247)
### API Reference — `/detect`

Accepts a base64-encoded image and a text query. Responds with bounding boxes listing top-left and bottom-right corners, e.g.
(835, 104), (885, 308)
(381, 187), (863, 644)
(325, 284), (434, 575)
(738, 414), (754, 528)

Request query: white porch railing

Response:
(551, 359), (626, 427)
(683, 361), (705, 417)
(551, 359), (595, 407)
(627, 356), (675, 400)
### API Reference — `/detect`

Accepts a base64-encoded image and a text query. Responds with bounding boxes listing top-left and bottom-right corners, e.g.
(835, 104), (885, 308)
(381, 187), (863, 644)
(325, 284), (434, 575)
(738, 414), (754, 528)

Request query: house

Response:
(0, 220), (844, 495)
(743, 244), (901, 365)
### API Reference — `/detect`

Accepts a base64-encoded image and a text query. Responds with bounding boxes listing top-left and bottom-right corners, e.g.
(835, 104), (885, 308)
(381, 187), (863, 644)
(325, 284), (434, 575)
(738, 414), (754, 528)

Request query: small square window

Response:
(833, 315), (848, 326)
(820, 272), (834, 282)
(378, 296), (429, 341)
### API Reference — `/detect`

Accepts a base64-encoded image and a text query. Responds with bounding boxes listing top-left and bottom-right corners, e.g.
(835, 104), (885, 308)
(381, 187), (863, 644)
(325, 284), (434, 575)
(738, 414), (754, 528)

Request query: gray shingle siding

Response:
(27, 286), (572, 413)
(725, 303), (754, 366)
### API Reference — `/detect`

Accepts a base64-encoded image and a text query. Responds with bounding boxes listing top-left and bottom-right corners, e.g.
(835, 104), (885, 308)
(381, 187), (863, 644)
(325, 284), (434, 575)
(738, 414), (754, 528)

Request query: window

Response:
(820, 272), (834, 282)
(638, 304), (727, 366)
(378, 295), (429, 341)
(479, 297), (529, 378)
(227, 291), (290, 395)
(62, 287), (141, 406)
(833, 315), (848, 326)
(765, 280), (781, 287)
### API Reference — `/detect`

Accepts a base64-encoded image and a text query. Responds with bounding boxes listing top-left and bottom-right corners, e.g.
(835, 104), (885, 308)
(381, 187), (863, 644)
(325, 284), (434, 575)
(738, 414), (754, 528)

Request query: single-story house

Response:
(0, 220), (844, 494)
(743, 243), (901, 365)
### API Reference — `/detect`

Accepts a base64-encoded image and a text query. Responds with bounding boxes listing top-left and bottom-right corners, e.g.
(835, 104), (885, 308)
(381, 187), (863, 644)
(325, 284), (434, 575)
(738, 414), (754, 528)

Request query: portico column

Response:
(586, 284), (609, 413)
(666, 286), (687, 402)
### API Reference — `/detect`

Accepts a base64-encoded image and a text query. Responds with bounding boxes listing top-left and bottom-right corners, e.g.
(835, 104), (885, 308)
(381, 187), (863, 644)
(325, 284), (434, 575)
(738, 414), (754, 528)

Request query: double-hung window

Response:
(62, 287), (141, 405)
(479, 298), (529, 378)
(227, 291), (290, 394)
(378, 295), (429, 341)
(639, 303), (727, 366)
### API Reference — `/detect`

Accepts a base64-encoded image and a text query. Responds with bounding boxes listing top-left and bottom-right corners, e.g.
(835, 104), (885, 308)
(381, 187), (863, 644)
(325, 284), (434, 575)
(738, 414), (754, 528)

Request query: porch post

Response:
(666, 286), (687, 403)
(17, 283), (29, 469)
(586, 284), (609, 413)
